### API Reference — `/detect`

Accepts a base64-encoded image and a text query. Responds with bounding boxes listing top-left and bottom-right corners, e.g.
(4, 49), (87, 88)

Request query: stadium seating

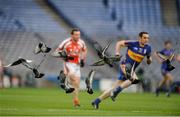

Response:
(0, 0), (67, 32)
(48, 0), (180, 39)
(116, 0), (162, 26)
(47, 0), (120, 40)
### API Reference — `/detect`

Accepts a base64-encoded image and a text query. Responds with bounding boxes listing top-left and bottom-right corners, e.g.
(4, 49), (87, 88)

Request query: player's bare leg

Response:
(98, 80), (124, 101)
(156, 76), (166, 96)
(165, 73), (173, 88)
(92, 72), (135, 108)
(159, 78), (166, 88)
(92, 80), (122, 109)
(110, 64), (136, 95)
(156, 73), (173, 97)
(92, 64), (137, 109)
(69, 74), (81, 107)
(110, 73), (138, 101)
(92, 77), (134, 109)
(165, 73), (173, 97)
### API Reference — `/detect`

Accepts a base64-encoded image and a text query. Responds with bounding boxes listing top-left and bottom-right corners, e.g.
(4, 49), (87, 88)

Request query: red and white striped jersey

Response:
(57, 38), (87, 64)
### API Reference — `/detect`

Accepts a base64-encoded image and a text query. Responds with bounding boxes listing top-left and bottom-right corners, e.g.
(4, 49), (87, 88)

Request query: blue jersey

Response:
(158, 48), (174, 70)
(123, 41), (151, 69)
(159, 48), (174, 61)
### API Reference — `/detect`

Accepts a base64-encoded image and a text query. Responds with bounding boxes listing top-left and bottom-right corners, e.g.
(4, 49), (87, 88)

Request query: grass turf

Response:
(0, 88), (180, 116)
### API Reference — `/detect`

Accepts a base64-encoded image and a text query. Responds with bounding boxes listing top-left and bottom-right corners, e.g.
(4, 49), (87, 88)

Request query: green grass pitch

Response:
(0, 88), (180, 116)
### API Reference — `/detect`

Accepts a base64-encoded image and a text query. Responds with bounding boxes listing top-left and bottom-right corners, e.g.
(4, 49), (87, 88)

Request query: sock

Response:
(94, 98), (101, 104)
(114, 86), (122, 94)
(73, 98), (80, 105)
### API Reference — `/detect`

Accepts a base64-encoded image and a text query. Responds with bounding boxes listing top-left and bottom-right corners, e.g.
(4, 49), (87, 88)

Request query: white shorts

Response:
(64, 62), (81, 77)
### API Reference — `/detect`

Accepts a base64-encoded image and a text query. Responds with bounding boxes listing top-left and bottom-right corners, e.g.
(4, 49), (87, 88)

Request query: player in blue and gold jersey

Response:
(154, 40), (177, 97)
(92, 32), (152, 109)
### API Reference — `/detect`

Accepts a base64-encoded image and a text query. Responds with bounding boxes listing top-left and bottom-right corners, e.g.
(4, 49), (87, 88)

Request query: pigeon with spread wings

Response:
(5, 58), (44, 78)
(91, 40), (121, 67)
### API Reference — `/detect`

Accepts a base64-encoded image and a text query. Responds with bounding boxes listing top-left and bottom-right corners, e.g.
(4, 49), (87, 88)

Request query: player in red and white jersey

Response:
(53, 29), (87, 107)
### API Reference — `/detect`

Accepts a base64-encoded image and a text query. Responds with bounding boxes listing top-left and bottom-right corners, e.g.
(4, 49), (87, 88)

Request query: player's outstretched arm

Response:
(154, 51), (163, 63)
(115, 40), (127, 55)
(51, 49), (62, 57)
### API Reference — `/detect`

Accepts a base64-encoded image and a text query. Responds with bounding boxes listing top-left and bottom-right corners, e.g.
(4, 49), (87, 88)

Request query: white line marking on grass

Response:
(0, 108), (18, 111)
(1, 108), (180, 115)
(131, 110), (180, 114)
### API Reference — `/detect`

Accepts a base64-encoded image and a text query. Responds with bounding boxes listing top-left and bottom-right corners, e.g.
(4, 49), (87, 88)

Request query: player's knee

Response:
(75, 79), (80, 85)
(166, 73), (172, 78)
(74, 82), (80, 89)
(71, 77), (80, 85)
(164, 74), (171, 80)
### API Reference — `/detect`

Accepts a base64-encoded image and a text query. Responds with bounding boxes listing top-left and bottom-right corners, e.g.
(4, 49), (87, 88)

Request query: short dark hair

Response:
(139, 32), (149, 37)
(71, 28), (80, 35)
(164, 40), (172, 45)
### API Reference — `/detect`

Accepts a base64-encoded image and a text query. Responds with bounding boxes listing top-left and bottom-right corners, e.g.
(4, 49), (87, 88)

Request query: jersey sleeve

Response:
(157, 49), (165, 55)
(124, 40), (136, 47)
(81, 40), (87, 51)
(146, 46), (152, 57)
(56, 39), (69, 51)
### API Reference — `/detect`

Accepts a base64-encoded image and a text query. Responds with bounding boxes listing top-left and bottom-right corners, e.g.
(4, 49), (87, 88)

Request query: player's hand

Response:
(58, 51), (68, 61)
(115, 54), (121, 61)
(147, 59), (151, 65)
(157, 58), (162, 63)
(176, 54), (180, 62)
(166, 59), (171, 64)
(115, 54), (120, 57)
(80, 59), (85, 67)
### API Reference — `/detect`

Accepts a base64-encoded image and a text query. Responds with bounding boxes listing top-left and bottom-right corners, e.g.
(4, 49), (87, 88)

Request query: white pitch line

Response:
(0, 108), (18, 111)
(0, 108), (180, 114)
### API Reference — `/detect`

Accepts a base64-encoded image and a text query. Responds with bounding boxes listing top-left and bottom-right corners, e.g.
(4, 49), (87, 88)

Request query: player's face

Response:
(71, 31), (80, 41)
(165, 43), (172, 49)
(139, 34), (149, 45)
